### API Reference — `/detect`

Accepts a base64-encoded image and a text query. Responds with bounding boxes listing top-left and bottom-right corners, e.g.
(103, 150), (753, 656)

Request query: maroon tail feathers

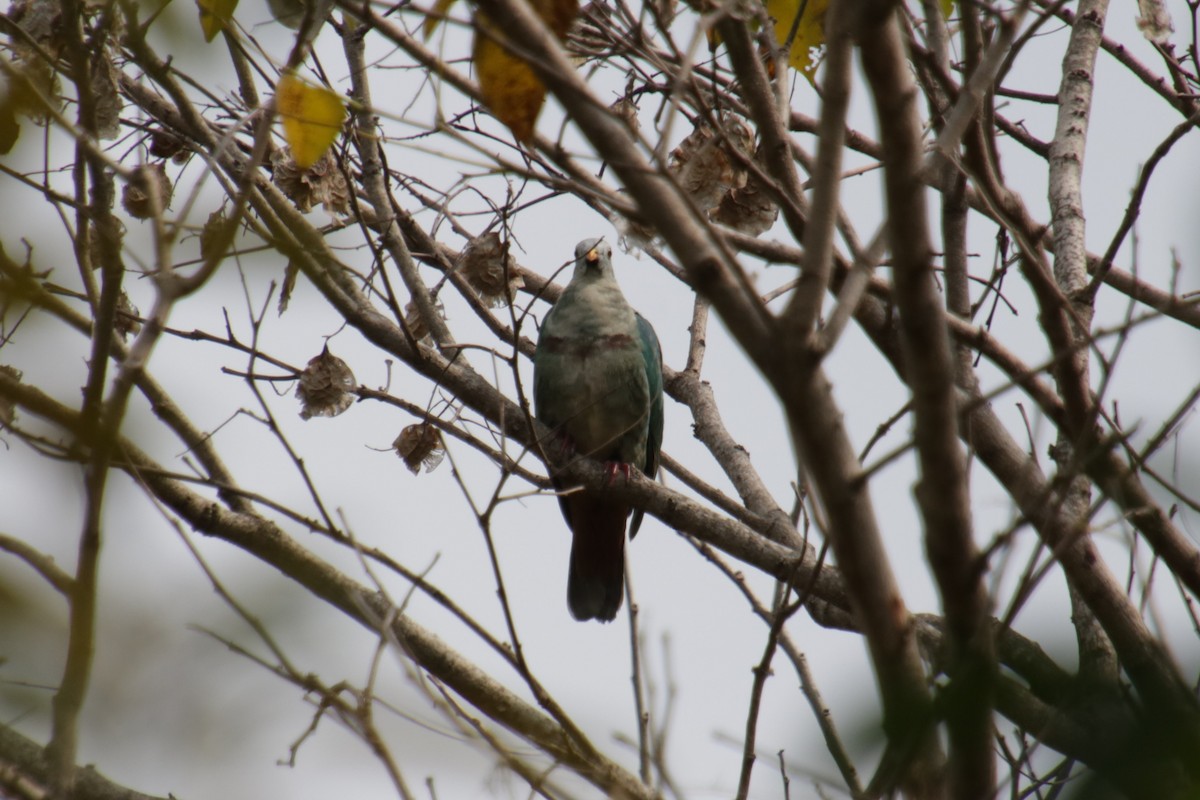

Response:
(563, 492), (628, 622)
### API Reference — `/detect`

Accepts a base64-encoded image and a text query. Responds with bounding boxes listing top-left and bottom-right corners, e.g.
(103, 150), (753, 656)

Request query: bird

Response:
(533, 238), (664, 622)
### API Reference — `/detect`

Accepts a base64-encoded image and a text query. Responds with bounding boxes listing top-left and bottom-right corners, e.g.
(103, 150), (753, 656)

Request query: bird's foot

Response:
(604, 461), (633, 486)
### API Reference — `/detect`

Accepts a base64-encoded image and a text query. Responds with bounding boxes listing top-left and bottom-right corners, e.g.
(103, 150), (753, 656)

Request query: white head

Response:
(573, 238), (613, 280)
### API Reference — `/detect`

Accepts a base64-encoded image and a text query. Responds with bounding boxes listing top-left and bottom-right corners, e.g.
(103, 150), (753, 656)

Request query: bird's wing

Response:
(532, 302), (564, 432)
(630, 311), (663, 539)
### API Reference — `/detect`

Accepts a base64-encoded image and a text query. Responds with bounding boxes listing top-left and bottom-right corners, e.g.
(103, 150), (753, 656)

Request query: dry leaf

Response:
(122, 163), (173, 220)
(196, 0), (237, 41)
(276, 72), (346, 170)
(270, 148), (350, 214)
(458, 232), (523, 307)
(295, 346), (356, 420)
(394, 423), (445, 474)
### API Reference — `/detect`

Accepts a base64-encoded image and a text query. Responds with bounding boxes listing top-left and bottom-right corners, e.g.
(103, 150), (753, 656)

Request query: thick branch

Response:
(860, 13), (994, 797)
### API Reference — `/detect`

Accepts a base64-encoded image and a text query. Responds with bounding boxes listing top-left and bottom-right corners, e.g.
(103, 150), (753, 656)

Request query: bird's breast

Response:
(536, 333), (635, 358)
(535, 334), (650, 462)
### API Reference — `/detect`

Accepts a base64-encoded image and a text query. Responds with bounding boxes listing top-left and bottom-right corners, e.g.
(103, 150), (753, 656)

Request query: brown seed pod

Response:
(394, 423), (445, 475)
(458, 232), (523, 307)
(122, 163), (173, 220)
(271, 148), (350, 215)
(295, 346), (356, 420)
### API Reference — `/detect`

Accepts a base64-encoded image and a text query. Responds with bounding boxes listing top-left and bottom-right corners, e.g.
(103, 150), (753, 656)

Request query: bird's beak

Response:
(585, 247), (600, 266)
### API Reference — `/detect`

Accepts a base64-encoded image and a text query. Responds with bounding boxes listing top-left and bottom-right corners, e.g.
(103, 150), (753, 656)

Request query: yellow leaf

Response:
(940, 0), (954, 17)
(706, 25), (721, 50)
(765, 0), (830, 79)
(473, 22), (544, 142)
(471, 0), (578, 142)
(196, 0), (238, 42)
(534, 0), (581, 37)
(276, 72), (346, 170)
(423, 0), (459, 40)
(704, 15), (762, 50)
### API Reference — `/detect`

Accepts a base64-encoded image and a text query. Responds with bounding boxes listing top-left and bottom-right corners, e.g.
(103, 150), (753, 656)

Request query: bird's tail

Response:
(564, 493), (628, 622)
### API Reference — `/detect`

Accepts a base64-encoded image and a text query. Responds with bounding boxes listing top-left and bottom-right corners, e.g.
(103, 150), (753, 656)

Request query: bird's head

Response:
(573, 238), (613, 279)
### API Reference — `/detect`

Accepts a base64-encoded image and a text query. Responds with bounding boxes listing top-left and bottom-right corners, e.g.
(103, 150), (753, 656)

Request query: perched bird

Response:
(534, 238), (664, 622)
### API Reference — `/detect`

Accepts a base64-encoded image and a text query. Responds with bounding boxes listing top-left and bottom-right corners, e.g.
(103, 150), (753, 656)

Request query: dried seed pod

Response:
(614, 189), (657, 247)
(1136, 0), (1174, 43)
(0, 365), (22, 428)
(458, 232), (524, 307)
(122, 163), (173, 220)
(114, 291), (142, 340)
(295, 346), (356, 419)
(709, 139), (778, 236)
(403, 298), (445, 342)
(199, 209), (229, 262)
(393, 423), (445, 475)
(90, 52), (120, 141)
(7, 0), (65, 52)
(86, 217), (126, 269)
(710, 178), (778, 237)
(609, 96), (639, 134)
(271, 147), (350, 215)
(567, 2), (614, 62)
(6, 0), (67, 123)
(148, 128), (186, 161)
(669, 113), (754, 214)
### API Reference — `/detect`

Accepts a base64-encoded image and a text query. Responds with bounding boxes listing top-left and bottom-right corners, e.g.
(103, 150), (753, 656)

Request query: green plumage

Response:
(534, 238), (664, 622)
